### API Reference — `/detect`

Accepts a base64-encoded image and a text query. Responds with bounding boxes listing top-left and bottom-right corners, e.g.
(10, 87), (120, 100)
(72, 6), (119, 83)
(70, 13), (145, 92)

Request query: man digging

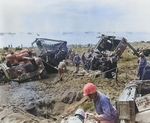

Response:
(58, 59), (67, 81)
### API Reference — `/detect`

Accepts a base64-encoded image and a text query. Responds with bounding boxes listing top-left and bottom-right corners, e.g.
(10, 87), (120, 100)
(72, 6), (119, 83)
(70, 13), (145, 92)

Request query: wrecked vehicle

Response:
(116, 64), (150, 123)
(83, 35), (128, 79)
(83, 34), (139, 79)
(93, 35), (127, 57)
(94, 34), (139, 57)
(137, 47), (150, 56)
(142, 48), (150, 56)
(31, 38), (68, 73)
(0, 49), (47, 82)
(115, 79), (150, 123)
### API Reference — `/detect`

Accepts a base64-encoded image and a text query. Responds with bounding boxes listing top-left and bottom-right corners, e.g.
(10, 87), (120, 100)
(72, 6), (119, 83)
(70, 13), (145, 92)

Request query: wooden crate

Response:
(115, 86), (137, 123)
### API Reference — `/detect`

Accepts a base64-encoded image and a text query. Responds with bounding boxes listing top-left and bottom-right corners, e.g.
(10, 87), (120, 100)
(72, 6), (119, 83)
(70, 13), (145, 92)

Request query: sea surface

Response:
(0, 31), (150, 48)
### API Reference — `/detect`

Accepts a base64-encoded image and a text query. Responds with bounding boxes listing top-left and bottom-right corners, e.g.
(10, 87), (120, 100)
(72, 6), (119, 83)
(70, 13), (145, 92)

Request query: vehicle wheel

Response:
(98, 65), (104, 72)
(84, 64), (89, 71)
(144, 53), (149, 56)
(40, 69), (48, 79)
(0, 69), (10, 84)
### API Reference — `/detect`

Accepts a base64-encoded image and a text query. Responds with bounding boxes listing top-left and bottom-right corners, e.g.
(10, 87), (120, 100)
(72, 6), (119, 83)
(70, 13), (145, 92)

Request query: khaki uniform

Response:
(58, 61), (66, 69)
(58, 61), (66, 80)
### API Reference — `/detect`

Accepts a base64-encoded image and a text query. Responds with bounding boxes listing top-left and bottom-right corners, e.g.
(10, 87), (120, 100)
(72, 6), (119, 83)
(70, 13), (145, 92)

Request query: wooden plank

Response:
(117, 89), (130, 101)
(117, 86), (137, 101)
(118, 102), (130, 120)
(129, 101), (135, 123)
(127, 87), (136, 101)
(135, 93), (150, 112)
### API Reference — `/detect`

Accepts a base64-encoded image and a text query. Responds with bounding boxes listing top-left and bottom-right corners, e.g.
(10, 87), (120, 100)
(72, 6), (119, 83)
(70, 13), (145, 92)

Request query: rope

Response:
(100, 67), (117, 74)
(100, 67), (119, 86)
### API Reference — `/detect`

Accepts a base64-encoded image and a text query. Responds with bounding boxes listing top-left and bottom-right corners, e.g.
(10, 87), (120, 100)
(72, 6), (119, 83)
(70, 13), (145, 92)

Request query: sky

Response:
(1, 0), (150, 33)
(1, 0), (150, 47)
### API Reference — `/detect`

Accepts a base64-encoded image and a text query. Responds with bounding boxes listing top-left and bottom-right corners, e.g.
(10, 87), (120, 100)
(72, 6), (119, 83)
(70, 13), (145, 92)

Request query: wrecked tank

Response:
(0, 49), (47, 82)
(83, 34), (128, 79)
(31, 38), (68, 73)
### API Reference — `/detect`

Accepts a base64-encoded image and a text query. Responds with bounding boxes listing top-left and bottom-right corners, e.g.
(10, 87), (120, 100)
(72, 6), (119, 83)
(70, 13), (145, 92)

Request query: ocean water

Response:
(0, 31), (150, 48)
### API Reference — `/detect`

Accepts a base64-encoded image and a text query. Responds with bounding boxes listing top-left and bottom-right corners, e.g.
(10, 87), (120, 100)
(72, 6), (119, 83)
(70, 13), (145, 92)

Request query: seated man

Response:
(88, 52), (92, 58)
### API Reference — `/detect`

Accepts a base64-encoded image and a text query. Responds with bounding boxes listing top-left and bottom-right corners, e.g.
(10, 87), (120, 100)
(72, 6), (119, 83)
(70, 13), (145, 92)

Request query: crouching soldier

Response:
(66, 109), (85, 123)
(83, 83), (118, 123)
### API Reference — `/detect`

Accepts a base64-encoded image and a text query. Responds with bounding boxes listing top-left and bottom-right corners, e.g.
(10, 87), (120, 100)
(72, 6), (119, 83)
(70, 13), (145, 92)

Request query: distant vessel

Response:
(126, 31), (132, 34)
(28, 32), (32, 35)
(8, 32), (16, 35)
(85, 31), (93, 34)
(0, 33), (4, 36)
(63, 32), (73, 35)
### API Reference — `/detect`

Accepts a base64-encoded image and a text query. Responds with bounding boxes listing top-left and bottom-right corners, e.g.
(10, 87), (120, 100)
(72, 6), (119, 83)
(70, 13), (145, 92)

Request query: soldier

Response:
(83, 83), (118, 123)
(88, 52), (93, 58)
(70, 49), (75, 64)
(90, 47), (94, 54)
(58, 60), (67, 81)
(137, 52), (147, 80)
(73, 53), (80, 72)
(81, 52), (86, 69)
(90, 55), (98, 70)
